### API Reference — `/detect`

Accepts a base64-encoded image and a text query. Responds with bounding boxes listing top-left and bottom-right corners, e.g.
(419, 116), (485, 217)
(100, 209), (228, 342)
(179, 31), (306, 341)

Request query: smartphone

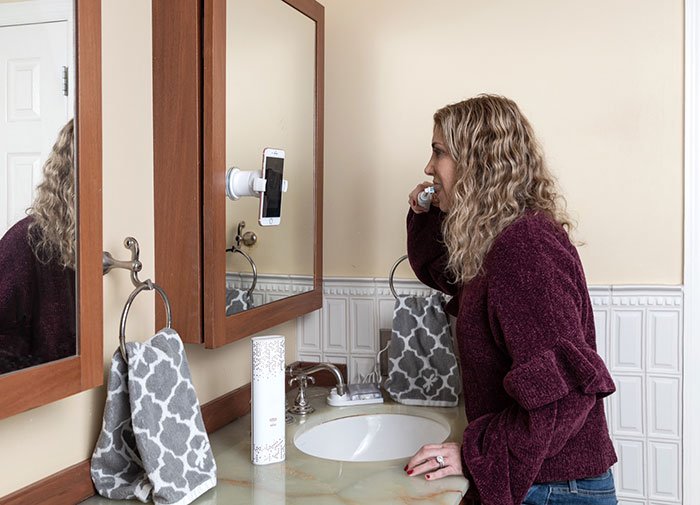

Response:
(259, 148), (285, 226)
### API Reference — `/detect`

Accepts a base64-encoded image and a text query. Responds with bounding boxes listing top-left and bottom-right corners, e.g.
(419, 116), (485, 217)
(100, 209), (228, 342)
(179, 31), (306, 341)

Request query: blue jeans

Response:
(522, 469), (617, 505)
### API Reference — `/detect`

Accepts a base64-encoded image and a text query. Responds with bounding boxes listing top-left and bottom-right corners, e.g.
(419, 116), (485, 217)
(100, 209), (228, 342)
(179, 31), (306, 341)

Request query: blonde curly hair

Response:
(27, 119), (75, 270)
(435, 95), (574, 285)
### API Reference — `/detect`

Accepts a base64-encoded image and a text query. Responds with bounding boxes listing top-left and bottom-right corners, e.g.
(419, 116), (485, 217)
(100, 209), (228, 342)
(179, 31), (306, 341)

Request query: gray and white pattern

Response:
(91, 328), (217, 505)
(225, 287), (253, 315)
(384, 293), (461, 407)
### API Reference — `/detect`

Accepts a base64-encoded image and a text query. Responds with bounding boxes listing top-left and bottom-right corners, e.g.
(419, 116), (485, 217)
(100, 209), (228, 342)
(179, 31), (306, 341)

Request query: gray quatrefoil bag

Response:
(91, 328), (217, 505)
(384, 293), (461, 407)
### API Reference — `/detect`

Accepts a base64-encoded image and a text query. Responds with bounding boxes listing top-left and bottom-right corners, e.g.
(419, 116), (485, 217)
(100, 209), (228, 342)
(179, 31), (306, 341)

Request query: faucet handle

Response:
(289, 374), (315, 388)
(288, 374), (315, 416)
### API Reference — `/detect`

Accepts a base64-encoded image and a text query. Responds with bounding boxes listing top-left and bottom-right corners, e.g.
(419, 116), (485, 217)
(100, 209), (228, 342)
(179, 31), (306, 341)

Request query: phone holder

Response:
(225, 167), (288, 200)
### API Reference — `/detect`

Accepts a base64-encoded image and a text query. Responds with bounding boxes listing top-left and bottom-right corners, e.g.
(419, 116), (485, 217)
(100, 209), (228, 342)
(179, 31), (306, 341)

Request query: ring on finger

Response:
(435, 455), (445, 469)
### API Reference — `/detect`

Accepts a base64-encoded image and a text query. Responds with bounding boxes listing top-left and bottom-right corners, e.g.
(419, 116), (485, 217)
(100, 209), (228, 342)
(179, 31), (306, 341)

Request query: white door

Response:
(0, 20), (69, 236)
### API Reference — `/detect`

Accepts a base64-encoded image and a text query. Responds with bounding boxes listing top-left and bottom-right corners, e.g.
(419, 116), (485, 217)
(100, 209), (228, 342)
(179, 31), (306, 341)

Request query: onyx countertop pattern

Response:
(81, 387), (469, 505)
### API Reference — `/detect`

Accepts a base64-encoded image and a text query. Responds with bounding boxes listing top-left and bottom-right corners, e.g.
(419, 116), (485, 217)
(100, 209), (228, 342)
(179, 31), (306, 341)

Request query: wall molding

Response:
(0, 461), (93, 505)
(684, 2), (700, 505)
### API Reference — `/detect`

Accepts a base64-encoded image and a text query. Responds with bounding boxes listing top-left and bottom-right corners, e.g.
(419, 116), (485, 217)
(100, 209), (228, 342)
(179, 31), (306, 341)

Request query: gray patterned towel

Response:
(90, 328), (217, 505)
(225, 287), (253, 315)
(384, 293), (461, 407)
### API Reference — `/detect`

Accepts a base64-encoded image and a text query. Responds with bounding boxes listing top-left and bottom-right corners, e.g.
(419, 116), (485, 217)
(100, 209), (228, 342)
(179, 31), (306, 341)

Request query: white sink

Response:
(293, 413), (450, 462)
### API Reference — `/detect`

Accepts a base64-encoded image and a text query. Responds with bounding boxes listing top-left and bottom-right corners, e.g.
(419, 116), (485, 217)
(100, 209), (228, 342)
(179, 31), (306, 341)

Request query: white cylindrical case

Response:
(251, 335), (286, 465)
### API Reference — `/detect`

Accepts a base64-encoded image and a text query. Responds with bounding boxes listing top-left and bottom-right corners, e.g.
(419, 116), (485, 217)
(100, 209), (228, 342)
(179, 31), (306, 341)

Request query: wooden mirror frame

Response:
(202, 0), (324, 347)
(0, 0), (102, 420)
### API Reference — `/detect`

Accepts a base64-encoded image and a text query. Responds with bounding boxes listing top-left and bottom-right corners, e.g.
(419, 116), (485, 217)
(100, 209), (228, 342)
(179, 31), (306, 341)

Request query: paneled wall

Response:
(297, 279), (684, 505)
(598, 287), (684, 505)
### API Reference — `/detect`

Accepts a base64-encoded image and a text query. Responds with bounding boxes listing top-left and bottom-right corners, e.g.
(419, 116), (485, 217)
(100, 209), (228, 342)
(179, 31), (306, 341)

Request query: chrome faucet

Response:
(286, 362), (346, 415)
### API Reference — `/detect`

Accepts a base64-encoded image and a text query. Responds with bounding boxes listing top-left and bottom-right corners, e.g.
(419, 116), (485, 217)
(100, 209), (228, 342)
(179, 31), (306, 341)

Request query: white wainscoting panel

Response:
(648, 376), (681, 439)
(648, 441), (681, 502)
(349, 298), (376, 354)
(323, 297), (348, 354)
(648, 311), (681, 373)
(593, 309), (609, 364)
(617, 438), (647, 498)
(612, 375), (645, 437)
(612, 310), (645, 372)
(590, 286), (613, 431)
(297, 351), (322, 363)
(295, 280), (683, 505)
(297, 307), (321, 352)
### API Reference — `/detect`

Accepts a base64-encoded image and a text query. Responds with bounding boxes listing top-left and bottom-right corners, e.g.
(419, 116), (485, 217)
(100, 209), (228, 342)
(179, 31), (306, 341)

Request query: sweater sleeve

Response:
(406, 207), (458, 298)
(0, 219), (37, 373)
(461, 218), (615, 505)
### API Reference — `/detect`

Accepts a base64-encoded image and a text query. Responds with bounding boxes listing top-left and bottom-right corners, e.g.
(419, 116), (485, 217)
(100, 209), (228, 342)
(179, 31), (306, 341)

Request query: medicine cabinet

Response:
(0, 0), (102, 420)
(152, 0), (324, 347)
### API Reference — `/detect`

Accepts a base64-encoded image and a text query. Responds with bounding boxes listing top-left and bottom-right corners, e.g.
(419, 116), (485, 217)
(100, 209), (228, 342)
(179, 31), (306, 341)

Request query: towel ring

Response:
(119, 279), (172, 361)
(226, 245), (258, 298)
(389, 254), (409, 300)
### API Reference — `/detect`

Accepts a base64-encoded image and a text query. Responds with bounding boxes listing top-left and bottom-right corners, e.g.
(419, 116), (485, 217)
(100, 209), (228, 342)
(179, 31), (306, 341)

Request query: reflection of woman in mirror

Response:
(0, 119), (76, 374)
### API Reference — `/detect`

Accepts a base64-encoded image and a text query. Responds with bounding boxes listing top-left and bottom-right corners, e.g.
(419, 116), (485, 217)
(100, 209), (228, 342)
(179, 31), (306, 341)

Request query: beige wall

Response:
(323, 0), (684, 285)
(0, 0), (297, 497)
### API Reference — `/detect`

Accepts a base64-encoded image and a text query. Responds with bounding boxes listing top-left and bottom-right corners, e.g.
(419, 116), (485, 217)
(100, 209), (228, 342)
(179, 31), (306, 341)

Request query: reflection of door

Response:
(0, 21), (68, 236)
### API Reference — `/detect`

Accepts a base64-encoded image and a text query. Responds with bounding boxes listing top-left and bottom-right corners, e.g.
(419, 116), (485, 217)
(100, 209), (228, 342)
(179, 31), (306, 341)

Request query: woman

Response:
(404, 96), (618, 505)
(0, 119), (76, 373)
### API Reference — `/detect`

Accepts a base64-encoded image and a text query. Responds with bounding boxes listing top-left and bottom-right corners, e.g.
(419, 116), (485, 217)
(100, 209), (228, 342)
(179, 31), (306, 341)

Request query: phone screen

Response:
(262, 155), (283, 218)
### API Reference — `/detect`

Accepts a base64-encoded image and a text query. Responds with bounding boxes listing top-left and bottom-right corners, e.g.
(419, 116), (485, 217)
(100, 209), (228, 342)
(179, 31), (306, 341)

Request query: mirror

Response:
(0, 0), (76, 373)
(224, 0), (316, 315)
(203, 0), (323, 347)
(152, 0), (321, 347)
(0, 0), (102, 419)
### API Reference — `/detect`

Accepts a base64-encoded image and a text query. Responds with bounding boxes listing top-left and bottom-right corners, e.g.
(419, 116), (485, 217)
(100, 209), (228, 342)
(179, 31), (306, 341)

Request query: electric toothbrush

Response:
(417, 186), (435, 209)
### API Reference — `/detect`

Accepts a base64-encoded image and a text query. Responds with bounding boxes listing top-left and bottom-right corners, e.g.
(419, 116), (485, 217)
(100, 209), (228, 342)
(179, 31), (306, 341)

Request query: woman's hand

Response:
(408, 181), (434, 214)
(404, 442), (463, 480)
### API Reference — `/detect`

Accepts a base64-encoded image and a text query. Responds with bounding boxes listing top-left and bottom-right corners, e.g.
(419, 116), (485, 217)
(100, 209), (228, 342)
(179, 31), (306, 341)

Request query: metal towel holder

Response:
(225, 246), (258, 299)
(226, 221), (258, 299)
(389, 254), (409, 300)
(103, 237), (172, 361)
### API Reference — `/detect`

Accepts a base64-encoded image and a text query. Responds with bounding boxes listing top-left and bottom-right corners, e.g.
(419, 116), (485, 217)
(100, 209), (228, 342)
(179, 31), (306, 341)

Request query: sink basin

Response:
(293, 413), (450, 462)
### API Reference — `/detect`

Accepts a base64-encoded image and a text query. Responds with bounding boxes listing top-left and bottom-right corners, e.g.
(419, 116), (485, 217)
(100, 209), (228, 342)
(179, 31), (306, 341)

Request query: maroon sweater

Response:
(407, 207), (617, 505)
(0, 216), (76, 373)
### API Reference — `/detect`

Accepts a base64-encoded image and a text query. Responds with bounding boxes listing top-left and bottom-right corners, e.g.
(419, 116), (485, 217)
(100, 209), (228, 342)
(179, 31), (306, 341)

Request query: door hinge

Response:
(62, 66), (68, 97)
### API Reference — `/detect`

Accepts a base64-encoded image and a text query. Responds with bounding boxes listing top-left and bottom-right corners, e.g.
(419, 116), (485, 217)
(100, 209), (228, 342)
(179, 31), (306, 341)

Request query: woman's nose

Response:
(424, 162), (433, 176)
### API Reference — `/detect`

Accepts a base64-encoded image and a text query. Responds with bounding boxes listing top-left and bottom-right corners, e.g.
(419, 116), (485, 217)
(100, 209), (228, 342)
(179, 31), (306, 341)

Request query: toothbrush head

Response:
(417, 187), (434, 209)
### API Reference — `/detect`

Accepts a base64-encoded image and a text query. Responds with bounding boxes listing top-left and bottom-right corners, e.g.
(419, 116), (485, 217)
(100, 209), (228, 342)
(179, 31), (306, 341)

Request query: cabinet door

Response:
(153, 0), (203, 344)
(202, 0), (325, 348)
(153, 0), (324, 348)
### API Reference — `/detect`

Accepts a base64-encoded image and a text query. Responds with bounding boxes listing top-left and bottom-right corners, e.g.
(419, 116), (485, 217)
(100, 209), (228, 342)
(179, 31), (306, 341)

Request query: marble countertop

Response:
(83, 387), (469, 505)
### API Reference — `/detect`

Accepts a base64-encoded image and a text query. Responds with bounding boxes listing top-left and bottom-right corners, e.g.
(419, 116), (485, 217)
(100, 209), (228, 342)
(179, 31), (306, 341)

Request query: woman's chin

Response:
(433, 197), (449, 212)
